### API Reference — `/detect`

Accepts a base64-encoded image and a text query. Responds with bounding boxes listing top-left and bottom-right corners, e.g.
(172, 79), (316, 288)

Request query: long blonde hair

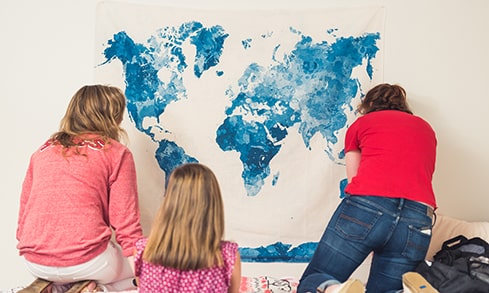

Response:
(51, 84), (127, 149)
(143, 163), (225, 270)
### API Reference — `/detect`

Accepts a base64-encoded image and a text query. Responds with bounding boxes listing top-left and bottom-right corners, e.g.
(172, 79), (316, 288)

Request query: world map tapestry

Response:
(95, 1), (385, 262)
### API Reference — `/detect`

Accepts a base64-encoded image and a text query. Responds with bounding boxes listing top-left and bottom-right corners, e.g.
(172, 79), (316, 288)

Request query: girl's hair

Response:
(50, 84), (127, 148)
(143, 163), (225, 270)
(357, 83), (413, 115)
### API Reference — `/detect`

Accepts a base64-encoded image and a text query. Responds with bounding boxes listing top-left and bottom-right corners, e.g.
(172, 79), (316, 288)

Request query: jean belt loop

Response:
(427, 206), (434, 219)
(398, 198), (404, 211)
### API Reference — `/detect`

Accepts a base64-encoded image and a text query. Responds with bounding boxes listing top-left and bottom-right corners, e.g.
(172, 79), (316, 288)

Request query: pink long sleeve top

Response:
(16, 137), (143, 267)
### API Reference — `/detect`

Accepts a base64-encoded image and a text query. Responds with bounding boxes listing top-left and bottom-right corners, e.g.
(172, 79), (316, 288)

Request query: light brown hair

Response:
(357, 83), (413, 115)
(143, 163), (225, 270)
(50, 84), (127, 149)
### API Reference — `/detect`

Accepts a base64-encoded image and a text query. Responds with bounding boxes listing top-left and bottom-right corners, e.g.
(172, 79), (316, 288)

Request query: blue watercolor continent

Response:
(100, 21), (228, 176)
(239, 242), (318, 263)
(216, 29), (380, 196)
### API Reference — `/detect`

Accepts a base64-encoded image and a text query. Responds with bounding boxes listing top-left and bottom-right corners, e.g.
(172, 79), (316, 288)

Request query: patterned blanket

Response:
(240, 276), (298, 293)
(2, 276), (299, 293)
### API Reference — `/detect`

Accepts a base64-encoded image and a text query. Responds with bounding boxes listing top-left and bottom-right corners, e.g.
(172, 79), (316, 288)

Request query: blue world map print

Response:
(95, 3), (384, 262)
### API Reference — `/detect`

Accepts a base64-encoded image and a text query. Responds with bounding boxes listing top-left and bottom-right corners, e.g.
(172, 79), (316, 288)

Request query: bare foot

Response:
(81, 281), (98, 292)
(324, 284), (340, 293)
(42, 284), (53, 293)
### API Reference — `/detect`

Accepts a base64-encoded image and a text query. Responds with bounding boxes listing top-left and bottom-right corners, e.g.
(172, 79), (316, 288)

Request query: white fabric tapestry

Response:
(95, 1), (385, 263)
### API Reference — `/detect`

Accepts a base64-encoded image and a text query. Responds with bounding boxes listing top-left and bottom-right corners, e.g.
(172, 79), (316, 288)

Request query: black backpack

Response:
(415, 235), (489, 292)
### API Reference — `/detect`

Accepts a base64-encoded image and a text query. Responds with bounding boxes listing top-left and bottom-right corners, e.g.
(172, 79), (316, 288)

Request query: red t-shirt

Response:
(344, 110), (437, 208)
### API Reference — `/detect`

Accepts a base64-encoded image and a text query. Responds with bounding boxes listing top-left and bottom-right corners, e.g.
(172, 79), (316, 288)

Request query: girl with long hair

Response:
(135, 163), (241, 293)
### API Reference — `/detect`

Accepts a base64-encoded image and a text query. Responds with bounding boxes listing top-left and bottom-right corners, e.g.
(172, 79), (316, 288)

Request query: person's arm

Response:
(126, 255), (135, 273)
(228, 251), (241, 293)
(133, 243), (144, 287)
(109, 149), (143, 256)
(130, 250), (139, 287)
(345, 150), (361, 183)
(16, 158), (34, 241)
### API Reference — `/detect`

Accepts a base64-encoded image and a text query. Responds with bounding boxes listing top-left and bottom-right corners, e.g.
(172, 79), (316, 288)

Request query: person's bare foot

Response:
(81, 281), (102, 292)
(324, 284), (340, 293)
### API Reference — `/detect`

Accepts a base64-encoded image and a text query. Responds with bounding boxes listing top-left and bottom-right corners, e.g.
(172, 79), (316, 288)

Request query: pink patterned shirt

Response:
(135, 238), (238, 293)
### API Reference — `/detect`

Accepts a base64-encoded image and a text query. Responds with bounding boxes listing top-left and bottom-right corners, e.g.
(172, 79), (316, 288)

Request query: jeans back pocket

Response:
(335, 199), (381, 241)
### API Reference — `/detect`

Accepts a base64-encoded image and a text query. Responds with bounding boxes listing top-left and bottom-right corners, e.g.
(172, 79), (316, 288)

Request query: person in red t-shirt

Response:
(17, 85), (143, 293)
(298, 83), (437, 293)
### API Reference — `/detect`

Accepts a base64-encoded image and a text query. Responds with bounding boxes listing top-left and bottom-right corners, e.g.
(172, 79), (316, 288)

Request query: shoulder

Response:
(412, 114), (434, 128)
(134, 238), (147, 258)
(101, 139), (135, 159)
(221, 240), (238, 248)
(38, 140), (54, 152)
(136, 237), (147, 248)
(104, 138), (131, 152)
(221, 241), (239, 256)
(34, 139), (60, 154)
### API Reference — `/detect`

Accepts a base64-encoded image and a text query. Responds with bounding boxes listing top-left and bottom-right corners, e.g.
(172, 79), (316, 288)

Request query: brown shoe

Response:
(18, 278), (52, 293)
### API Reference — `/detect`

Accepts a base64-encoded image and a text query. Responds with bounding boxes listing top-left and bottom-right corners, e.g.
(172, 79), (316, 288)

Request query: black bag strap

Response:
(434, 235), (467, 264)
(441, 235), (469, 250)
(434, 235), (489, 265)
(440, 235), (489, 252)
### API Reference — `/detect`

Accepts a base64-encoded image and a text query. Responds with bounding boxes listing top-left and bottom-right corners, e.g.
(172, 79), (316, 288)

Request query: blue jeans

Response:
(298, 195), (433, 293)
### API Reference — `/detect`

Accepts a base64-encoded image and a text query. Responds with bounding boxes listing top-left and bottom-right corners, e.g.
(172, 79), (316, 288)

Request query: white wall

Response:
(1, 0), (488, 289)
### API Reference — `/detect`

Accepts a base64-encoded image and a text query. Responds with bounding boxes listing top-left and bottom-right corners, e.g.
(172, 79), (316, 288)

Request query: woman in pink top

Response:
(135, 163), (241, 293)
(16, 85), (143, 293)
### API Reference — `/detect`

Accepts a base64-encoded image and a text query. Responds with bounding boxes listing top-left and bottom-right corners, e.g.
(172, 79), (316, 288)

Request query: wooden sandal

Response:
(18, 278), (52, 293)
(64, 280), (93, 293)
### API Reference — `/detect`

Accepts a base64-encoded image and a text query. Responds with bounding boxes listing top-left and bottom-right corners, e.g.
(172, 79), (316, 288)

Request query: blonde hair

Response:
(143, 163), (225, 270)
(51, 84), (127, 149)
